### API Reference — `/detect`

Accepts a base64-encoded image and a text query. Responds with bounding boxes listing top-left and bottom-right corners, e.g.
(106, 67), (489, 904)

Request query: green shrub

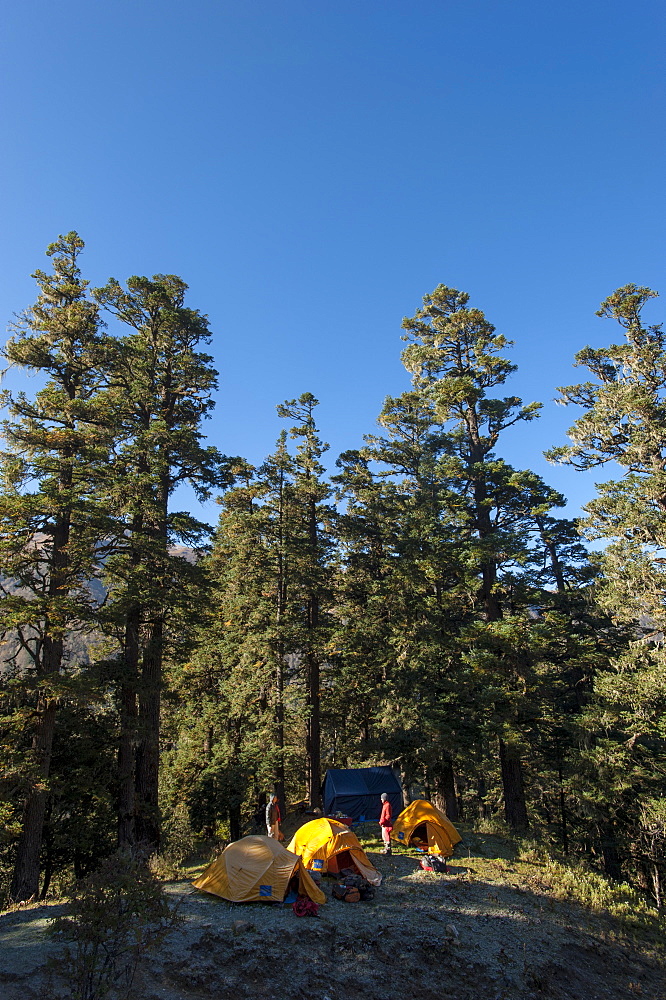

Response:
(48, 851), (181, 1000)
(149, 805), (197, 880)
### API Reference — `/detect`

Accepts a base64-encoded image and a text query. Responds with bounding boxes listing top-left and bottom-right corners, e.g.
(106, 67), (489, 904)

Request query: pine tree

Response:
(0, 233), (109, 900)
(341, 284), (574, 828)
(333, 391), (469, 812)
(172, 451), (296, 834)
(547, 284), (666, 626)
(276, 394), (333, 808)
(547, 284), (666, 888)
(93, 274), (228, 849)
(400, 284), (542, 623)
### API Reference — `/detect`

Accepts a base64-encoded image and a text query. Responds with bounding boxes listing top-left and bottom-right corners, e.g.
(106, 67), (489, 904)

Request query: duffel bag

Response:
(332, 883), (361, 902)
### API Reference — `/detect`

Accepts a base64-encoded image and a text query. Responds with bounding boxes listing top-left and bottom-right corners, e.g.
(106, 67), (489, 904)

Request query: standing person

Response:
(266, 793), (282, 840)
(379, 792), (393, 855)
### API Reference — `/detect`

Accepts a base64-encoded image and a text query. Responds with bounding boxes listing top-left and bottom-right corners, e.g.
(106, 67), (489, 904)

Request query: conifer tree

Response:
(177, 399), (333, 825)
(400, 285), (542, 623)
(547, 284), (666, 887)
(346, 285), (576, 828)
(276, 394), (333, 808)
(172, 450), (297, 833)
(93, 274), (227, 849)
(0, 233), (108, 900)
(333, 393), (468, 812)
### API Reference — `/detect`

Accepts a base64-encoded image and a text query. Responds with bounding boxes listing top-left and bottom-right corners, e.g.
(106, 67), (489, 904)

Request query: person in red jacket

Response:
(379, 792), (393, 855)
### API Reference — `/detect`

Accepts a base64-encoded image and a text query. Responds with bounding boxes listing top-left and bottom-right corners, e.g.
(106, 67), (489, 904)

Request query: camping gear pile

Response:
(331, 868), (376, 902)
(292, 896), (319, 916)
(330, 811), (353, 826)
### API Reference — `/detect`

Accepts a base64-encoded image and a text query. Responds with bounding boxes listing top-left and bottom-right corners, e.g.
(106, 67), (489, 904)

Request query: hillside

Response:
(1, 828), (664, 1000)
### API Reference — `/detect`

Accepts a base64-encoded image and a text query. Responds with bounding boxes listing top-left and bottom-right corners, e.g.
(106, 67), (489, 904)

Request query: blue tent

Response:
(323, 767), (403, 823)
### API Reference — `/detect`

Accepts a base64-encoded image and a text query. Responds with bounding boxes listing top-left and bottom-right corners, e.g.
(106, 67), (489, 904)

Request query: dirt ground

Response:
(1, 828), (665, 1000)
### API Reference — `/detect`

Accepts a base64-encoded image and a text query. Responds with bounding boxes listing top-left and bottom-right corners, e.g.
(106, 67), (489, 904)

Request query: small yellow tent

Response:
(288, 817), (382, 886)
(192, 835), (325, 904)
(391, 800), (462, 857)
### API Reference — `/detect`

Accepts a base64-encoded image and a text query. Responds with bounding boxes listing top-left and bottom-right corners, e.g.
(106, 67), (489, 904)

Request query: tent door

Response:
(327, 849), (354, 874)
(410, 822), (429, 848)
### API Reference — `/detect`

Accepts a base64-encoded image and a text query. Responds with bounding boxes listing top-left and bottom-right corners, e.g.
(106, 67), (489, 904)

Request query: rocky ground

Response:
(1, 829), (664, 1000)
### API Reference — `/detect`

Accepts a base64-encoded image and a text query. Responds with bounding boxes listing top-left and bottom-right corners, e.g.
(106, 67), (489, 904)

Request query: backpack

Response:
(420, 854), (448, 873)
(332, 883), (361, 902)
(334, 868), (375, 901)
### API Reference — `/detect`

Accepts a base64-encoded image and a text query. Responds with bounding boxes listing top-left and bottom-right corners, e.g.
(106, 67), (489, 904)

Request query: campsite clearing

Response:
(0, 829), (664, 1000)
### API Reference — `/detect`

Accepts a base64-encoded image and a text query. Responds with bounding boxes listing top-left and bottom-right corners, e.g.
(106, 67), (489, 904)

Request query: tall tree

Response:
(400, 284), (542, 622)
(547, 284), (666, 887)
(93, 274), (227, 849)
(333, 390), (468, 809)
(174, 399), (333, 827)
(547, 284), (666, 625)
(0, 233), (108, 901)
(351, 285), (566, 828)
(173, 448), (297, 834)
(276, 394), (333, 809)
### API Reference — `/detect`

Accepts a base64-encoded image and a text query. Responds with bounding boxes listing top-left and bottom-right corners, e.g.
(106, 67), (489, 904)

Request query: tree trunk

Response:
(118, 606), (140, 847)
(536, 516), (567, 592)
(229, 801), (241, 842)
(599, 822), (622, 880)
(432, 759), (459, 821)
(254, 791), (267, 834)
(476, 776), (489, 819)
(456, 781), (464, 820)
(40, 801), (54, 900)
(10, 698), (57, 901)
(134, 620), (162, 850)
(499, 738), (529, 829)
(393, 764), (411, 808)
(274, 650), (286, 819)
(10, 500), (70, 901)
(306, 647), (321, 809)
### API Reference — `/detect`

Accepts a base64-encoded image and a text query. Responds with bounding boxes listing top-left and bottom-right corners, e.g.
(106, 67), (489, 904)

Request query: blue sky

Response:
(1, 0), (663, 524)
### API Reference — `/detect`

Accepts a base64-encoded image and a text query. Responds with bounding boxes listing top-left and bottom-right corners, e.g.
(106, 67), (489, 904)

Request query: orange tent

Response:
(288, 817), (382, 885)
(192, 835), (325, 904)
(391, 799), (462, 857)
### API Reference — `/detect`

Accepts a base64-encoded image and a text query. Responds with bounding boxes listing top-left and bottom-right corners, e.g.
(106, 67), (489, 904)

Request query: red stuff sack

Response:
(293, 896), (319, 917)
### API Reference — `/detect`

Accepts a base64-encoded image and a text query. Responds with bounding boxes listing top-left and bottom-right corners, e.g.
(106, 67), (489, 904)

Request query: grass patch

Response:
(538, 860), (663, 940)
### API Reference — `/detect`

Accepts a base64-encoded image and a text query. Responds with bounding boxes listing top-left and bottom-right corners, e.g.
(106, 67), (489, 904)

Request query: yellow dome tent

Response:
(391, 799), (462, 857)
(192, 835), (325, 904)
(288, 817), (382, 886)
